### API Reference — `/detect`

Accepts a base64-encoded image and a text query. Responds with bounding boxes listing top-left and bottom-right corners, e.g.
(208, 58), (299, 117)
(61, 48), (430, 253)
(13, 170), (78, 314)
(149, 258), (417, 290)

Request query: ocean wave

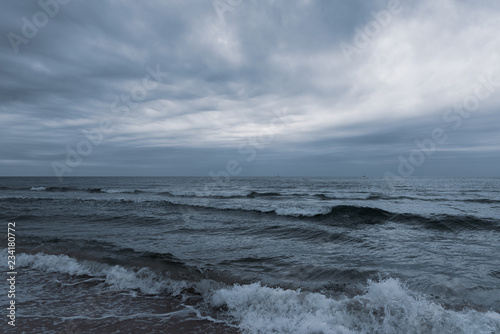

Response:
(367, 194), (430, 201)
(17, 252), (189, 296)
(247, 191), (283, 198)
(13, 186), (500, 204)
(317, 205), (392, 220)
(3, 193), (498, 230)
(159, 191), (250, 199)
(133, 189), (495, 204)
(21, 237), (193, 275)
(169, 200), (386, 219)
(174, 203), (500, 231)
(160, 190), (285, 199)
(103, 189), (143, 194)
(14, 251), (500, 333)
(28, 186), (81, 192)
(30, 186), (47, 191)
(26, 186), (145, 194)
(211, 279), (500, 334)
(16, 186), (366, 200)
(366, 194), (500, 204)
(463, 198), (500, 204)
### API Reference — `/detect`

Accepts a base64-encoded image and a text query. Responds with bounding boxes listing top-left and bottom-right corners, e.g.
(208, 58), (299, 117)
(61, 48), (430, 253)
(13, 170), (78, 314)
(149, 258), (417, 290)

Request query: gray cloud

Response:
(1, 0), (499, 177)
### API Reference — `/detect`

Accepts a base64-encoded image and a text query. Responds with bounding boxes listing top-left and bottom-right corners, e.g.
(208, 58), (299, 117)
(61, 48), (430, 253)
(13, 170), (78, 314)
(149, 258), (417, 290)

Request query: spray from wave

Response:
(211, 280), (500, 334)
(14, 251), (500, 334)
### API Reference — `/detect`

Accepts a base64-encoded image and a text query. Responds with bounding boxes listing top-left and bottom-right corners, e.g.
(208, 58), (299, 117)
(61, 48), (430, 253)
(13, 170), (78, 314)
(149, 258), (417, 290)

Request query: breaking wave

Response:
(14, 251), (500, 334)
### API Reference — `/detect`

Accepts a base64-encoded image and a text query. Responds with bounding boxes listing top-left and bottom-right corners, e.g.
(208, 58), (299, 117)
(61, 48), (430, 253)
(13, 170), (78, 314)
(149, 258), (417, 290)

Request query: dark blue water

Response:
(1, 177), (499, 333)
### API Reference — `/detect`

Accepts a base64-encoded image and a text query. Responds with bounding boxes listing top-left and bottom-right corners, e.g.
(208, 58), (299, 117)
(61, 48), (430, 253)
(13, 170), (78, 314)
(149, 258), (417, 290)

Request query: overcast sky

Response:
(1, 0), (499, 177)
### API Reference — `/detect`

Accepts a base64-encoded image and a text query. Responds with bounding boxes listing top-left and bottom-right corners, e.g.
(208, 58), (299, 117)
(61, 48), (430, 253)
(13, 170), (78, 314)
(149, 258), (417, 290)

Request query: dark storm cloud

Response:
(0, 0), (499, 177)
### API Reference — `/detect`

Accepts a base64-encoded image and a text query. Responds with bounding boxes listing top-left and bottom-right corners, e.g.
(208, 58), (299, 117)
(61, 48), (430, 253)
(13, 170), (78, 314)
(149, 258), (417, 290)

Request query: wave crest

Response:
(211, 278), (500, 334)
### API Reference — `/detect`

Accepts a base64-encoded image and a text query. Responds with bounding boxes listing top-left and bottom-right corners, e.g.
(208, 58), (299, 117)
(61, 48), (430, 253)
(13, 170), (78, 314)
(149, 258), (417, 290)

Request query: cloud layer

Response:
(1, 0), (499, 177)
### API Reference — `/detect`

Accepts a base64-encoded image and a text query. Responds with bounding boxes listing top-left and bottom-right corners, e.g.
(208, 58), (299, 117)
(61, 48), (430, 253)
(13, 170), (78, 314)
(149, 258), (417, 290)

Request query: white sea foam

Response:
(104, 265), (175, 295)
(172, 198), (330, 217)
(168, 189), (252, 198)
(211, 279), (500, 334)
(103, 189), (143, 194)
(104, 189), (128, 194)
(17, 253), (91, 276)
(14, 252), (500, 333)
(30, 186), (46, 191)
(16, 252), (188, 295)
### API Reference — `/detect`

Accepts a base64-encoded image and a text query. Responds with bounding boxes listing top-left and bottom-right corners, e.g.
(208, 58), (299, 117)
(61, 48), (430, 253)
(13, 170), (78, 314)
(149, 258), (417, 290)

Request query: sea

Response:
(1, 176), (499, 333)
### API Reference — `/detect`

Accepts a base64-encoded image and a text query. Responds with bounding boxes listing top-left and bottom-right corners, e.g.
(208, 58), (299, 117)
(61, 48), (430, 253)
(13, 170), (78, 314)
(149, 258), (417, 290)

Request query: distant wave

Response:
(172, 202), (500, 231)
(365, 194), (445, 201)
(316, 205), (392, 220)
(17, 186), (370, 200)
(4, 187), (496, 204)
(365, 194), (500, 203)
(103, 189), (143, 194)
(159, 191), (248, 199)
(311, 206), (499, 231)
(26, 186), (142, 194)
(463, 198), (500, 204)
(30, 186), (47, 191)
(29, 186), (80, 192)
(2, 194), (499, 231)
(160, 190), (286, 199)
(247, 191), (283, 198)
